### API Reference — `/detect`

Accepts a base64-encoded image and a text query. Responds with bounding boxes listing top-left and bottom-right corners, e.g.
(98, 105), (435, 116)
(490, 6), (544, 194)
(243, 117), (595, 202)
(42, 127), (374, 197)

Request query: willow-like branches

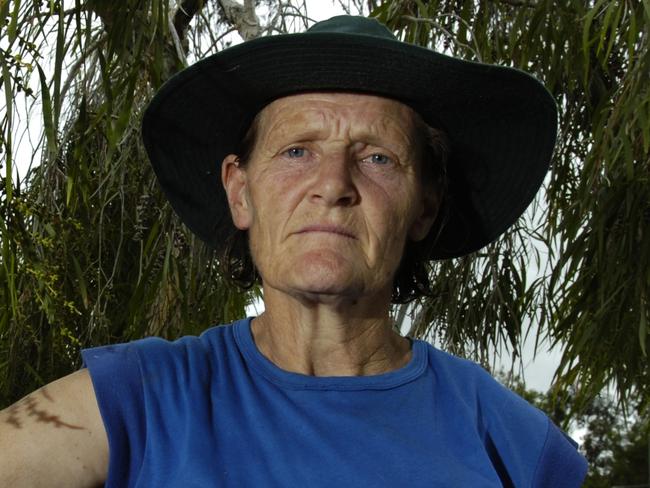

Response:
(1, 1), (648, 418)
(375, 0), (649, 412)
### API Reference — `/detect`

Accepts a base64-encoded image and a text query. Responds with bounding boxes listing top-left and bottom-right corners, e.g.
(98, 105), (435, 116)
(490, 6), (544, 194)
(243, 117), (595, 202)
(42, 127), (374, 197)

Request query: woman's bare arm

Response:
(0, 369), (108, 487)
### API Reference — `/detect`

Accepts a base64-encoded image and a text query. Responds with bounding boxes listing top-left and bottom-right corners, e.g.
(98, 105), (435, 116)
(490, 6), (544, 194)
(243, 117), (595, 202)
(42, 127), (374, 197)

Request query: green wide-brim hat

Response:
(142, 15), (557, 259)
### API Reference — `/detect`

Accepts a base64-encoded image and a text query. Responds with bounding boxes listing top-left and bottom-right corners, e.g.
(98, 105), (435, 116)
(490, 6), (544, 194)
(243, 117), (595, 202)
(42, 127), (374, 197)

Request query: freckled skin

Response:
(225, 93), (435, 303)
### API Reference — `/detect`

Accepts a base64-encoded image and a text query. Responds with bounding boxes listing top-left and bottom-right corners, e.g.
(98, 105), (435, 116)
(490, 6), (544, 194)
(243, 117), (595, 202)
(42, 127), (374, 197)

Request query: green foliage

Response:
(579, 396), (649, 487)
(0, 0), (648, 420)
(374, 0), (650, 411)
(0, 0), (260, 406)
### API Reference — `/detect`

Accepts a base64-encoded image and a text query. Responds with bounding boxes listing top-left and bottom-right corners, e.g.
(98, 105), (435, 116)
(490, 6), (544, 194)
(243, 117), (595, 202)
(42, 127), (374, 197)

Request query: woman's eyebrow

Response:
(350, 129), (416, 158)
(261, 113), (415, 154)
(260, 129), (327, 151)
(263, 116), (328, 141)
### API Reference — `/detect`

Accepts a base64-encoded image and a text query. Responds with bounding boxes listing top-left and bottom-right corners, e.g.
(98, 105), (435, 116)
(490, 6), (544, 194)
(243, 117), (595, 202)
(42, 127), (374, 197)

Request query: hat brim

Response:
(142, 31), (557, 259)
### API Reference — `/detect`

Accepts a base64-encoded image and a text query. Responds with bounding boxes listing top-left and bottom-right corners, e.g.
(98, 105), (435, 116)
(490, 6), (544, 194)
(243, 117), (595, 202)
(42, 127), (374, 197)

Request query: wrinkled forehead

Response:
(254, 92), (422, 145)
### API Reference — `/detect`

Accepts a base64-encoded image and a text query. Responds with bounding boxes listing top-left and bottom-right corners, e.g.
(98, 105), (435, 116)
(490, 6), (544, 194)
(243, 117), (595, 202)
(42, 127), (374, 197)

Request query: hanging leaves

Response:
(0, 0), (648, 419)
(374, 0), (650, 411)
(0, 0), (267, 405)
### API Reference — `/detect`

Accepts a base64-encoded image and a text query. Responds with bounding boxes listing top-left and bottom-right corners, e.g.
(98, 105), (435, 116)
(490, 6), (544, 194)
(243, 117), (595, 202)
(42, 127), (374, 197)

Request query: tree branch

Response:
(492, 0), (537, 8)
(173, 0), (205, 42)
(401, 15), (483, 62)
(217, 0), (262, 41)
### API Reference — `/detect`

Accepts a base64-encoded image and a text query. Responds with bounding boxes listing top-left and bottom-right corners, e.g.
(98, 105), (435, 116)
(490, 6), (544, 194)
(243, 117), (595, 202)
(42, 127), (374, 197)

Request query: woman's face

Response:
(222, 92), (439, 303)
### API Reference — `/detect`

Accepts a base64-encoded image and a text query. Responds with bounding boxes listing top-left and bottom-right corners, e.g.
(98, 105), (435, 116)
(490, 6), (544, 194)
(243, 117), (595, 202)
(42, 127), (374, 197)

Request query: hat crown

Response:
(306, 15), (397, 41)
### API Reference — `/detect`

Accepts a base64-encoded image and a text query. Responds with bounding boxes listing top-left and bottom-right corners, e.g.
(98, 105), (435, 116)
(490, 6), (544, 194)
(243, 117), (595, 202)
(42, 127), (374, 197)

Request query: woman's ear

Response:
(221, 154), (252, 230)
(408, 189), (440, 242)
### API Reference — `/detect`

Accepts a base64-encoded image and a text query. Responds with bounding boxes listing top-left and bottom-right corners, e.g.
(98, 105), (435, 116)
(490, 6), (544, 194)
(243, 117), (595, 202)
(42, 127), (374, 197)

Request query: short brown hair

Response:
(220, 107), (450, 303)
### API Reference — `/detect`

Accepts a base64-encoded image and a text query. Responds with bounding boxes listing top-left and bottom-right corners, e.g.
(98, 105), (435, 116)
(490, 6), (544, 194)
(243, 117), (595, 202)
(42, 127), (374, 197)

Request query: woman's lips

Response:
(296, 225), (357, 239)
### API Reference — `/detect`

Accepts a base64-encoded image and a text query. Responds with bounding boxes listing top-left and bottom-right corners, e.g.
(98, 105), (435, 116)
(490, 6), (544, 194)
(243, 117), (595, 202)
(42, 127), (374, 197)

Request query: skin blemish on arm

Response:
(40, 386), (54, 402)
(4, 404), (22, 428)
(3, 388), (85, 431)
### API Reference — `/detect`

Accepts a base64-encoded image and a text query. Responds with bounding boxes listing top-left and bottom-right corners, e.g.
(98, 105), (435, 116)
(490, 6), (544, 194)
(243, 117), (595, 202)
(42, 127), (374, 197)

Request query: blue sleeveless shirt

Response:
(82, 318), (587, 487)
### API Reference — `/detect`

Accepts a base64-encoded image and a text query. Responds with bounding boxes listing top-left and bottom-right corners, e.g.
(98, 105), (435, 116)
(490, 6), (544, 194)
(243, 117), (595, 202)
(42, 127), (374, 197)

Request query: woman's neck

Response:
(250, 288), (411, 377)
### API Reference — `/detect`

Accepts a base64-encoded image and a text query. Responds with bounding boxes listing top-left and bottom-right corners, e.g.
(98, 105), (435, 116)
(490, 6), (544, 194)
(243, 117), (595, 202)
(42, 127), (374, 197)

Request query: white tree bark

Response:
(217, 0), (263, 40)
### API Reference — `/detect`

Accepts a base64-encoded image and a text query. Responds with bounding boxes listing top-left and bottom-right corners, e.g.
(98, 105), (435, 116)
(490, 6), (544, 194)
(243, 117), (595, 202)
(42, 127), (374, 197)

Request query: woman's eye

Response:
(365, 153), (392, 165)
(284, 147), (306, 159)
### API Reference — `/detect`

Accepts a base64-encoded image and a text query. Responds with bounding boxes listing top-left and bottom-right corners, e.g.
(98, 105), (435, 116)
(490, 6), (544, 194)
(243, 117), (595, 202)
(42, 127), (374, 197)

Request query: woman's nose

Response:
(308, 151), (359, 207)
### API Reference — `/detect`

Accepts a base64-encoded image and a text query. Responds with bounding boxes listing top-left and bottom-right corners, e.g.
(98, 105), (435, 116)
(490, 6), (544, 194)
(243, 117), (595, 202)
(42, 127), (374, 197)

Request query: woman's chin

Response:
(259, 250), (390, 301)
(275, 258), (364, 299)
(291, 267), (361, 297)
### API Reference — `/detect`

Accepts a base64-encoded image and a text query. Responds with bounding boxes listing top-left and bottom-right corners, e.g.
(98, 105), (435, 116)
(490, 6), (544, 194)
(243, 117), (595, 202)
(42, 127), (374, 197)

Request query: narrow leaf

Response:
(582, 0), (607, 86)
(8, 0), (21, 43)
(71, 255), (89, 309)
(36, 63), (57, 157)
(0, 0), (10, 33)
(1, 56), (13, 201)
(597, 1), (616, 56)
(53, 0), (66, 127)
(66, 174), (74, 206)
(640, 304), (647, 357)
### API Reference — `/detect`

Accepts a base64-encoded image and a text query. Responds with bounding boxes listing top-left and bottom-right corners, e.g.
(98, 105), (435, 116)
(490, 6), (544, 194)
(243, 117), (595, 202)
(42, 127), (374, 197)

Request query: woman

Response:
(0, 15), (587, 487)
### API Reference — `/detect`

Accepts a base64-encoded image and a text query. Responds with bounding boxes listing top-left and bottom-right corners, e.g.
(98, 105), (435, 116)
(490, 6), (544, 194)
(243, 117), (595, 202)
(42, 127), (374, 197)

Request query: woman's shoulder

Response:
(417, 341), (587, 486)
(419, 342), (544, 423)
(82, 318), (249, 388)
(419, 342), (507, 393)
